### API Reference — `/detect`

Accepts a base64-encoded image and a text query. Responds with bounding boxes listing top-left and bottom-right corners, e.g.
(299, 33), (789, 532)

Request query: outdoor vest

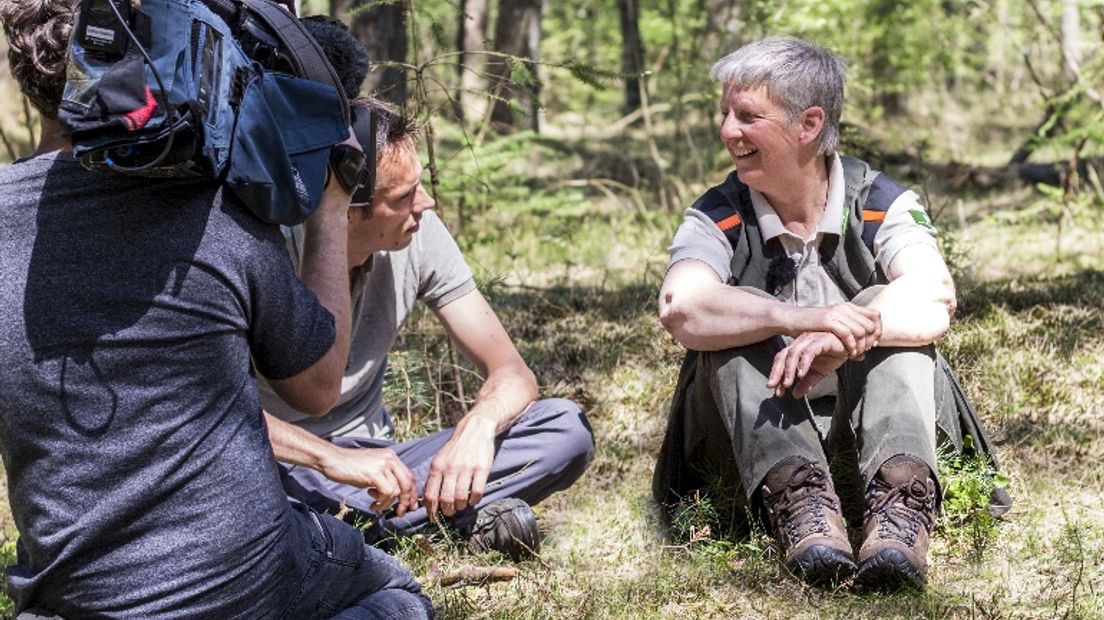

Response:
(653, 157), (1009, 516)
(690, 155), (906, 298)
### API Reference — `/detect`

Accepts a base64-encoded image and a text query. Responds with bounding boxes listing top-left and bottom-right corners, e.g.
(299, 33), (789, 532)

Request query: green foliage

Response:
(555, 59), (625, 90)
(1048, 514), (1104, 619)
(0, 538), (14, 618)
(507, 59), (539, 88)
(936, 439), (1008, 561)
(668, 490), (720, 546)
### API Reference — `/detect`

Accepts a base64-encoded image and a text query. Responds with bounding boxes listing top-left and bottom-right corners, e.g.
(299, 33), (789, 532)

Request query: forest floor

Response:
(377, 140), (1104, 619)
(1, 119), (1102, 619)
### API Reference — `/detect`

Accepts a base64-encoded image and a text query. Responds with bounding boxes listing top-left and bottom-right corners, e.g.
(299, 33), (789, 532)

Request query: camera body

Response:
(75, 0), (133, 58)
(60, 0), (353, 225)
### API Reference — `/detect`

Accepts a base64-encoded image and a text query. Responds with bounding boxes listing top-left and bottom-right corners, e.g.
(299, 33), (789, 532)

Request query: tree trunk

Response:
(704, 0), (746, 54)
(330, 0), (349, 19)
(455, 0), (490, 125)
(1061, 0), (1082, 76)
(867, 0), (905, 116)
(488, 0), (543, 132)
(336, 0), (409, 105)
(618, 0), (644, 113)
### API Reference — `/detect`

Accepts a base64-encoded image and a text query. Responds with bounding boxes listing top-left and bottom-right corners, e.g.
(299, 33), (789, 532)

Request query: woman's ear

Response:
(798, 106), (825, 147)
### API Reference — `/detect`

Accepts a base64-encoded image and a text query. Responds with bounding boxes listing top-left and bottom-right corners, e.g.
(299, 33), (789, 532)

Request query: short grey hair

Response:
(710, 36), (846, 155)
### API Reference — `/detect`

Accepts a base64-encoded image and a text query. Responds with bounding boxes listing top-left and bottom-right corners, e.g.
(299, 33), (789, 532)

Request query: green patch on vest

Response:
(909, 209), (934, 229)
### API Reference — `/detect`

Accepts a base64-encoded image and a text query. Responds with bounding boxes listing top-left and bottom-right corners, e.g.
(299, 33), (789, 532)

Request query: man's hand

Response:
(318, 445), (418, 516)
(792, 303), (882, 359)
(767, 331), (850, 399)
(422, 414), (497, 521)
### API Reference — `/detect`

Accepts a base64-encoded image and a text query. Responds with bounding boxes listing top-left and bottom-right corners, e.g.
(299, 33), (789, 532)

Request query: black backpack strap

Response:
(860, 173), (908, 252)
(236, 0), (350, 123)
(690, 171), (764, 286)
(831, 156), (908, 295)
(692, 186), (744, 249)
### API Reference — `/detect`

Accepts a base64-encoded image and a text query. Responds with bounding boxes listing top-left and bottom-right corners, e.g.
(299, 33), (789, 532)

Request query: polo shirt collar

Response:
(748, 153), (845, 243)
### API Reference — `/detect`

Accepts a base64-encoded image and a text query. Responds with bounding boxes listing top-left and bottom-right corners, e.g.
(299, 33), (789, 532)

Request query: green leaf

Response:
(508, 59), (538, 88)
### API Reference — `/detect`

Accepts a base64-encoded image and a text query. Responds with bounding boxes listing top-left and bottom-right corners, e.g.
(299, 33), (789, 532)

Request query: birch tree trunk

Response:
(455, 0), (490, 125)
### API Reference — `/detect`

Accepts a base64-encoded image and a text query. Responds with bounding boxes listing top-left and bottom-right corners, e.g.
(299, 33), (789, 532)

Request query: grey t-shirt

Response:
(0, 152), (335, 616)
(260, 210), (476, 438)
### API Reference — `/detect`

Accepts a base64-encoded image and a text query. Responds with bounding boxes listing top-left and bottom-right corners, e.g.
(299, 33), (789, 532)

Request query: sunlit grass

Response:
(1, 108), (1103, 618)
(374, 163), (1104, 617)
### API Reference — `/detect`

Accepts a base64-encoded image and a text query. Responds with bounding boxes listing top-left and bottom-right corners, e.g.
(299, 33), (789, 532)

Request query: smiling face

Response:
(347, 145), (435, 266)
(718, 85), (809, 196)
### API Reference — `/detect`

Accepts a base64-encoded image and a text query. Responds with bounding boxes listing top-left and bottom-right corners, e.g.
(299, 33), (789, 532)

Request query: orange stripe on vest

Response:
(862, 209), (887, 223)
(716, 213), (742, 231)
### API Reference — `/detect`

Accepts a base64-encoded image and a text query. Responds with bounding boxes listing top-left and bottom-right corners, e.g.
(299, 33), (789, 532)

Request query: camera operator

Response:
(0, 1), (431, 617)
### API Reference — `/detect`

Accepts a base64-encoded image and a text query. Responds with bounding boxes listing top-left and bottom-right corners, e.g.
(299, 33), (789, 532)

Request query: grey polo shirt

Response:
(668, 153), (939, 303)
(259, 210), (477, 438)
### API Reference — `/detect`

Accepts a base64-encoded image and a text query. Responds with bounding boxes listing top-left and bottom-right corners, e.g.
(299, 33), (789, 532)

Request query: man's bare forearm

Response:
(460, 361), (537, 436)
(265, 411), (337, 471)
(292, 184), (353, 409)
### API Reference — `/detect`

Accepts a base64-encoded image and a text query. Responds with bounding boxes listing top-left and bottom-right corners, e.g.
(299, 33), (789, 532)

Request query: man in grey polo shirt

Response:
(259, 97), (594, 559)
(656, 37), (954, 590)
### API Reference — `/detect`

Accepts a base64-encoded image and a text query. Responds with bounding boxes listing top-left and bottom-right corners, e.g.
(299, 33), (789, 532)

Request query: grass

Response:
(366, 132), (1104, 617)
(2, 118), (1104, 619)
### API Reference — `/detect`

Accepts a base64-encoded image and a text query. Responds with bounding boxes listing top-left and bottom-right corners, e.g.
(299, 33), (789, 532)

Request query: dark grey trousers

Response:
(691, 287), (938, 506)
(280, 398), (594, 543)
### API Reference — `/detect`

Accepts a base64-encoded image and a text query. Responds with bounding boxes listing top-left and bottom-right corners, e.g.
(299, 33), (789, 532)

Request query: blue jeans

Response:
(279, 502), (434, 619)
(12, 503), (433, 619)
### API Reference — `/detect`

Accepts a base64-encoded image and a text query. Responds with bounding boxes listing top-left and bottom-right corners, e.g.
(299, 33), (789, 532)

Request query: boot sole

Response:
(856, 548), (926, 591)
(788, 544), (857, 587)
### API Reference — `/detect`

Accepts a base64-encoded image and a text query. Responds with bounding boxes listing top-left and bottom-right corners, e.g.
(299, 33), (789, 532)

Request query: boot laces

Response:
(765, 463), (838, 543)
(866, 476), (935, 545)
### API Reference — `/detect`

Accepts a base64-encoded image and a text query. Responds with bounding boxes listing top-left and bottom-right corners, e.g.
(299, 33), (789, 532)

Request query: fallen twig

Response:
(433, 565), (519, 588)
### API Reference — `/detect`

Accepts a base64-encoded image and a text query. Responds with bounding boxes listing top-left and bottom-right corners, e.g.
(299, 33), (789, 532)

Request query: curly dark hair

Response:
(1, 0), (78, 119)
(301, 15), (369, 100)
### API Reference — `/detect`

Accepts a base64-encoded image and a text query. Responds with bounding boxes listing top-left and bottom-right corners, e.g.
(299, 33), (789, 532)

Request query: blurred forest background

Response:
(2, 0), (1104, 618)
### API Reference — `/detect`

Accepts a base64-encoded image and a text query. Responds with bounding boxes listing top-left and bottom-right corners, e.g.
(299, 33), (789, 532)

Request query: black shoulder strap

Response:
(689, 171), (760, 285)
(821, 156), (906, 297)
(860, 173), (908, 252)
(692, 181), (744, 249)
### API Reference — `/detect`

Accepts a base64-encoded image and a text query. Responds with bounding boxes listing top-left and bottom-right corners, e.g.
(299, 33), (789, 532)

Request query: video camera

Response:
(61, 0), (369, 225)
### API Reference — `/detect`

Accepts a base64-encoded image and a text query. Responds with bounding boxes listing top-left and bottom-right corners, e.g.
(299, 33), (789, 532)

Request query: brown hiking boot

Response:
(760, 456), (856, 586)
(856, 455), (938, 590)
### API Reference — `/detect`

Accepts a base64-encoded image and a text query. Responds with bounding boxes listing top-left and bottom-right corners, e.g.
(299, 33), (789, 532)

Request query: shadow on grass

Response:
(482, 281), (674, 406)
(958, 268), (1104, 318)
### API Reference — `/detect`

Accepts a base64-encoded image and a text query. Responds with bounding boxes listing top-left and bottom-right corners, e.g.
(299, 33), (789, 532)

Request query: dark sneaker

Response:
(761, 456), (856, 586)
(467, 497), (540, 560)
(856, 455), (938, 590)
